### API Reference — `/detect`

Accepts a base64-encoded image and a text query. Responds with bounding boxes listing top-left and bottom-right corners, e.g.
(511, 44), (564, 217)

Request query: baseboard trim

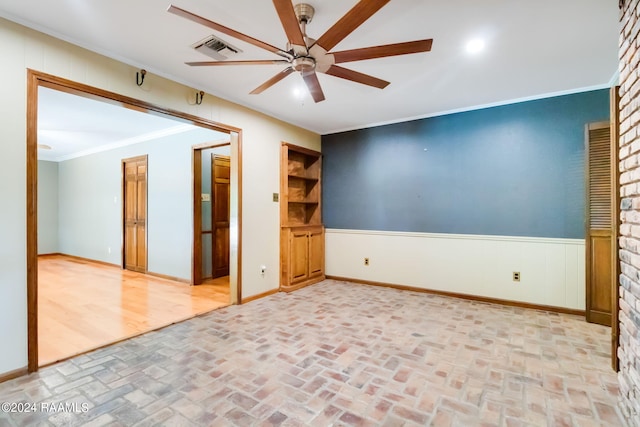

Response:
(0, 367), (28, 384)
(280, 275), (326, 293)
(37, 252), (63, 257)
(39, 253), (121, 268)
(39, 254), (191, 283)
(145, 271), (191, 284)
(326, 276), (586, 316)
(241, 288), (279, 304)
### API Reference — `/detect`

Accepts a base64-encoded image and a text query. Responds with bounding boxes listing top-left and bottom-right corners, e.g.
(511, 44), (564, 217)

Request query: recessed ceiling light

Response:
(466, 38), (485, 54)
(37, 144), (52, 150)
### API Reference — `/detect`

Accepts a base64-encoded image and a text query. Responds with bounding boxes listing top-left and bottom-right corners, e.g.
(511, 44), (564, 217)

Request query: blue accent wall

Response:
(322, 90), (610, 239)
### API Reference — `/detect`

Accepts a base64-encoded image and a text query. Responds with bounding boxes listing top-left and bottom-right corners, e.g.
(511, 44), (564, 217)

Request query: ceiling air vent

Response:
(192, 35), (242, 61)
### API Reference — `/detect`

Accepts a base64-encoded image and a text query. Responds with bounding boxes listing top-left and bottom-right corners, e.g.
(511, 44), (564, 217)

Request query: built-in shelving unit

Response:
(280, 143), (325, 292)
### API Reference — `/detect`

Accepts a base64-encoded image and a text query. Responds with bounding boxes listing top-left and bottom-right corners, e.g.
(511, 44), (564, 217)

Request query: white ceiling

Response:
(37, 87), (202, 161)
(1, 0), (620, 135)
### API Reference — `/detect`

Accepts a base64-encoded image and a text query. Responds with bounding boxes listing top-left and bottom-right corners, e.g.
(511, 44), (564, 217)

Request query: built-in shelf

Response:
(288, 174), (319, 181)
(282, 145), (322, 227)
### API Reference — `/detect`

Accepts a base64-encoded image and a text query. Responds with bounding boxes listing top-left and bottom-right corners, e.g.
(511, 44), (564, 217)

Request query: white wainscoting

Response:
(325, 229), (586, 310)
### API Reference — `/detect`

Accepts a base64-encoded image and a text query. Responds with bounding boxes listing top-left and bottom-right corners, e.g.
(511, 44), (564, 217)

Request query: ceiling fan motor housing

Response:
(294, 3), (315, 24)
(292, 56), (316, 73)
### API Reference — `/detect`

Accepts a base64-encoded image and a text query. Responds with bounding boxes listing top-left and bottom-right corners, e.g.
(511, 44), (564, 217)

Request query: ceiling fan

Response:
(167, 0), (433, 103)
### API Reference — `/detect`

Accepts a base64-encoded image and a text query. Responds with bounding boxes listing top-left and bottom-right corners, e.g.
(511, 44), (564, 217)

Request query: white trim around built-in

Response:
(325, 228), (586, 310)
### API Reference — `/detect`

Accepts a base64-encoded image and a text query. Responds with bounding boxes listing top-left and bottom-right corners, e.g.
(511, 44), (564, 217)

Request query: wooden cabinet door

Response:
(289, 230), (309, 284)
(308, 228), (324, 277)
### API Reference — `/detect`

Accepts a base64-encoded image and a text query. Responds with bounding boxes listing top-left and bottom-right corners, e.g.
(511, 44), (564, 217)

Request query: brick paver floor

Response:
(0, 280), (626, 426)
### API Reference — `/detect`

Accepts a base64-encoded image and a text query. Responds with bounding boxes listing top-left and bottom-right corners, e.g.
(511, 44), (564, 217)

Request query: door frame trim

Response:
(27, 69), (243, 372)
(611, 85), (621, 371)
(192, 141), (232, 285)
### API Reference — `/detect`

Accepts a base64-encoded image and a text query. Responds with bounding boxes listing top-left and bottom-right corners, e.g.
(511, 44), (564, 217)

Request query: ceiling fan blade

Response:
(272, 0), (306, 49)
(332, 39), (433, 63)
(250, 67), (295, 94)
(186, 60), (290, 66)
(314, 0), (391, 51)
(302, 72), (326, 103)
(168, 5), (287, 56)
(323, 65), (389, 89)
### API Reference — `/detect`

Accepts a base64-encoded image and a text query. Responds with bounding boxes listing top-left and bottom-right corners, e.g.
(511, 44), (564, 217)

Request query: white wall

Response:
(37, 160), (58, 254)
(58, 128), (224, 279)
(326, 229), (586, 310)
(0, 17), (320, 376)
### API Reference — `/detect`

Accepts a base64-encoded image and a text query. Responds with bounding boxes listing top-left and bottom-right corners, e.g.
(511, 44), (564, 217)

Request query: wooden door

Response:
(212, 155), (230, 278)
(123, 156), (147, 273)
(308, 228), (324, 278)
(586, 122), (613, 326)
(289, 229), (309, 284)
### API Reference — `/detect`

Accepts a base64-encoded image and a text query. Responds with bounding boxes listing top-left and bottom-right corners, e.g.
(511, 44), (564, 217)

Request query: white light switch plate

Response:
(201, 193), (211, 202)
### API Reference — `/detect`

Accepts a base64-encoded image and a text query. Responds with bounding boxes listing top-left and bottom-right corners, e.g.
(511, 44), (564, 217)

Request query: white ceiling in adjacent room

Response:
(37, 87), (201, 161)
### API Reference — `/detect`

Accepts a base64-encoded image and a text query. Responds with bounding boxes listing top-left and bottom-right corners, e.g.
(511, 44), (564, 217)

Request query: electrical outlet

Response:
(513, 271), (520, 282)
(272, 193), (279, 202)
(107, 247), (111, 255)
(364, 258), (369, 266)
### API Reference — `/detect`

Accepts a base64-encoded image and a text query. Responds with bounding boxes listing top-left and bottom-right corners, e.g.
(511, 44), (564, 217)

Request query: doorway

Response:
(192, 142), (238, 289)
(26, 70), (243, 372)
(584, 85), (621, 371)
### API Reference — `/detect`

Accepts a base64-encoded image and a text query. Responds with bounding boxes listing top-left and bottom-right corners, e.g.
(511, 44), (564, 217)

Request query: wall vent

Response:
(192, 35), (242, 61)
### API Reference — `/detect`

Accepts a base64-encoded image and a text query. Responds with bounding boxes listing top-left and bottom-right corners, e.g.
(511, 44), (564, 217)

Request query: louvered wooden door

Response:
(586, 122), (613, 326)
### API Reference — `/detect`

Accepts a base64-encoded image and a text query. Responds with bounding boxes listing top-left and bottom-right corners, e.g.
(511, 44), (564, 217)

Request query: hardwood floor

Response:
(38, 255), (230, 366)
